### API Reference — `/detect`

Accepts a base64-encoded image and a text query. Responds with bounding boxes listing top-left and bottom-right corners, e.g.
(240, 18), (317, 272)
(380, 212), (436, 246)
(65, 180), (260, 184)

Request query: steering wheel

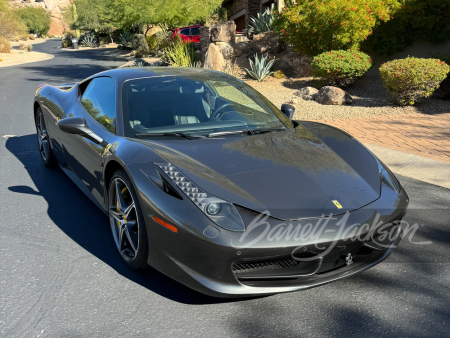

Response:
(210, 102), (241, 119)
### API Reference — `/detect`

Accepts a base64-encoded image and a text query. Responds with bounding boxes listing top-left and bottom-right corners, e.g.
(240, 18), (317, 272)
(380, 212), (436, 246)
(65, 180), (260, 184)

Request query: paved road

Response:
(1, 40), (449, 338)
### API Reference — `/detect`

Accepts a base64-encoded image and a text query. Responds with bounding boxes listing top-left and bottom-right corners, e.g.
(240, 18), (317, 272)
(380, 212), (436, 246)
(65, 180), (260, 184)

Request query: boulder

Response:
(235, 35), (249, 43)
(47, 17), (64, 36)
(250, 31), (283, 54)
(204, 43), (226, 71)
(273, 52), (312, 77)
(210, 20), (236, 43)
(216, 42), (233, 60)
(315, 86), (353, 105)
(294, 87), (318, 101)
(232, 42), (251, 57)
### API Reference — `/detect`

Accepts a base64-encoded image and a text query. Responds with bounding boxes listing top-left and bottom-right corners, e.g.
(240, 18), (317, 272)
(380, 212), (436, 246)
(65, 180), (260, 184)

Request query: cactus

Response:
(73, 4), (80, 39)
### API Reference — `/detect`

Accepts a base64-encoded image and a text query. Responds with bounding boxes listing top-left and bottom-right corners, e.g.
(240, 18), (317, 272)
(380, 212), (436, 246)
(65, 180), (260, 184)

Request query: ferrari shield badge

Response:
(332, 200), (343, 209)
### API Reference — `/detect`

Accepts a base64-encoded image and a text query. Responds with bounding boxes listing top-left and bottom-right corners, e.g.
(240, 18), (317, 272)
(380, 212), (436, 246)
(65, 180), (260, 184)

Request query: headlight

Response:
(157, 163), (246, 231)
(377, 159), (401, 193)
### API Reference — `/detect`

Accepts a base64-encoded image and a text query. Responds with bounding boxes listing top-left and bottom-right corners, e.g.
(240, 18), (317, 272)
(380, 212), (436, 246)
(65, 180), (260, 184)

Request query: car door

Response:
(60, 76), (117, 208)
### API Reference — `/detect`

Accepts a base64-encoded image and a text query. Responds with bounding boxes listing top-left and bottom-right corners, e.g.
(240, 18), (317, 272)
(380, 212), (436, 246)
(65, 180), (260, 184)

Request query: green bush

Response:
(273, 70), (285, 79)
(379, 57), (450, 105)
(15, 7), (51, 35)
(28, 34), (35, 40)
(274, 0), (399, 56)
(131, 34), (149, 53)
(365, 0), (450, 56)
(249, 3), (275, 35)
(146, 35), (159, 53)
(61, 33), (75, 48)
(27, 44), (32, 52)
(312, 50), (372, 87)
(245, 53), (274, 82)
(161, 36), (198, 67)
(432, 53), (450, 99)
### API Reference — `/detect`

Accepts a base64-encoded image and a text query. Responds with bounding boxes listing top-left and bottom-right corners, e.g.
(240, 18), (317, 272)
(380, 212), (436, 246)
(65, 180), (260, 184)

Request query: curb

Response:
(364, 143), (450, 190)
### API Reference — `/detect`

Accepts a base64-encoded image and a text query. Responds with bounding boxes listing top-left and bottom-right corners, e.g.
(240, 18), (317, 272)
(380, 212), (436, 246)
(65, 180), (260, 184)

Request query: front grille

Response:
(232, 258), (300, 274)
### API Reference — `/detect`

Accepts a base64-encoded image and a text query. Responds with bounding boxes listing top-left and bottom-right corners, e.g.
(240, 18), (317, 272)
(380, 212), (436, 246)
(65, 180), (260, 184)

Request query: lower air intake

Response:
(232, 258), (300, 274)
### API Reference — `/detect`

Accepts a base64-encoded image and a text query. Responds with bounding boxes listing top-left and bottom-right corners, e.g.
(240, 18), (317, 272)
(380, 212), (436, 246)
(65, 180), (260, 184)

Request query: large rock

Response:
(47, 17), (64, 36)
(233, 42), (251, 57)
(216, 42), (233, 60)
(210, 20), (236, 43)
(294, 87), (318, 101)
(203, 43), (226, 71)
(251, 31), (283, 54)
(315, 86), (353, 105)
(273, 52), (312, 77)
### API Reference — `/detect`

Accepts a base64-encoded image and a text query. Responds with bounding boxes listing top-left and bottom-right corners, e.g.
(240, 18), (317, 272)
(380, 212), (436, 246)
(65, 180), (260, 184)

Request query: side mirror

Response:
(281, 104), (295, 120)
(58, 117), (108, 147)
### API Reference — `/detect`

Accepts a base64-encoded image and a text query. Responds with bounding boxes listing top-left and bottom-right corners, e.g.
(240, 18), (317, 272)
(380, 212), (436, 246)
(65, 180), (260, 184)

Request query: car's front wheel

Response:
(35, 107), (56, 167)
(108, 170), (149, 269)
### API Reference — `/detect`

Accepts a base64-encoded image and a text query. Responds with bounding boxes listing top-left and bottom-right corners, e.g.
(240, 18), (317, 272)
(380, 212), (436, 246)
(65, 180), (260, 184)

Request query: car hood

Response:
(138, 125), (381, 220)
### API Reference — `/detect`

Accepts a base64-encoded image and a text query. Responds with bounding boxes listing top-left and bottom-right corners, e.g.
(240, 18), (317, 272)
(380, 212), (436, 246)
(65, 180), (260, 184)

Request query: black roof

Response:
(87, 67), (234, 85)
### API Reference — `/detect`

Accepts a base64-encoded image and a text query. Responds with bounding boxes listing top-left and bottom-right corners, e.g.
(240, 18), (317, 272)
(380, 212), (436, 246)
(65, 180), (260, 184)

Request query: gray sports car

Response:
(33, 67), (408, 297)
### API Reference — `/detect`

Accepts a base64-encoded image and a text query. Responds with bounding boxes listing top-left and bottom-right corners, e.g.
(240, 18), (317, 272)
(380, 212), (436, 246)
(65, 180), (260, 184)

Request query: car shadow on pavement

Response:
(6, 134), (250, 305)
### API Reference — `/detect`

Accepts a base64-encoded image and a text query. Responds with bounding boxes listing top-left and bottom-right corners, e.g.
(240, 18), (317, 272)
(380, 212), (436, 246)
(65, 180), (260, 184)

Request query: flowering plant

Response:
(274, 0), (400, 56)
(312, 50), (372, 86)
(379, 57), (450, 105)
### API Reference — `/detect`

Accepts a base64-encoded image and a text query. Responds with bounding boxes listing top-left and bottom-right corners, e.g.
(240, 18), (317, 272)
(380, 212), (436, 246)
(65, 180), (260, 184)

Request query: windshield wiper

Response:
(208, 128), (285, 138)
(135, 132), (204, 140)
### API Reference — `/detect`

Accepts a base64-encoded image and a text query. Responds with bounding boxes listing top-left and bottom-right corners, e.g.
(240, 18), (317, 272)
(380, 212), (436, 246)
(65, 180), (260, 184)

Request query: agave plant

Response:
(118, 32), (133, 49)
(133, 58), (150, 67)
(245, 54), (274, 82)
(80, 33), (97, 47)
(248, 4), (276, 35)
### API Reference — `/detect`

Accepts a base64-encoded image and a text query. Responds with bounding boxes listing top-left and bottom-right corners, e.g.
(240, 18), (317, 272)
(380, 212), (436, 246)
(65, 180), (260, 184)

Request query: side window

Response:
(81, 77), (116, 133)
(190, 27), (200, 35)
(179, 29), (190, 36)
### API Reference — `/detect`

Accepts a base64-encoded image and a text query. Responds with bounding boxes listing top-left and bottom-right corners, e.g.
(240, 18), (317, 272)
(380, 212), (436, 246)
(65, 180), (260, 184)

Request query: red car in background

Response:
(171, 25), (202, 43)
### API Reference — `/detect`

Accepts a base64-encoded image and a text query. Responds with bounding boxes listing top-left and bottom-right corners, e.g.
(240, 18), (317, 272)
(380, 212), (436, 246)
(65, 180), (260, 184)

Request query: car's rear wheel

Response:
(35, 107), (56, 167)
(108, 170), (149, 269)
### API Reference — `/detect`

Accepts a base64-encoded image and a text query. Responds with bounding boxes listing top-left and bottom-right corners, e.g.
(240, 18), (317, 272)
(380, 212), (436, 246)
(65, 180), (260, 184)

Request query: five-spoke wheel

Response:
(35, 107), (56, 167)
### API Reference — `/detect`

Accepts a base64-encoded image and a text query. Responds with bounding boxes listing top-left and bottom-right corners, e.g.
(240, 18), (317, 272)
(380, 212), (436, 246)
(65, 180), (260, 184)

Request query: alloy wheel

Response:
(36, 110), (50, 161)
(109, 178), (139, 261)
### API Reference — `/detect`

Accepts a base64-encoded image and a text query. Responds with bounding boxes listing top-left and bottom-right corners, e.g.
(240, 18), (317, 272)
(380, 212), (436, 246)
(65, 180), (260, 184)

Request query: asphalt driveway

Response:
(1, 40), (449, 338)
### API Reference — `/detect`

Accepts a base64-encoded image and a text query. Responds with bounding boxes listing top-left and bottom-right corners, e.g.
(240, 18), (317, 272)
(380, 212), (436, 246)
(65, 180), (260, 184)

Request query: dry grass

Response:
(0, 36), (11, 53)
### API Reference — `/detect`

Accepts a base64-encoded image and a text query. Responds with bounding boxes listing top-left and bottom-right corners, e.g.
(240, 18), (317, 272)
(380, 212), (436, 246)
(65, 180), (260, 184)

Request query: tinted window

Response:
(81, 77), (116, 133)
(179, 29), (190, 36)
(190, 27), (200, 35)
(122, 76), (292, 137)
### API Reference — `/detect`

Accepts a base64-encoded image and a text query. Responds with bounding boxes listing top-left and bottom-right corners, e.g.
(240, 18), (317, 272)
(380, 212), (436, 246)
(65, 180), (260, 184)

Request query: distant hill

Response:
(8, 0), (72, 35)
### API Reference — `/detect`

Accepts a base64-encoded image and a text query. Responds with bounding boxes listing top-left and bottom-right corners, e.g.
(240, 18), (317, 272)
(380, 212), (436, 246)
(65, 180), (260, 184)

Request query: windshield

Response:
(122, 75), (292, 138)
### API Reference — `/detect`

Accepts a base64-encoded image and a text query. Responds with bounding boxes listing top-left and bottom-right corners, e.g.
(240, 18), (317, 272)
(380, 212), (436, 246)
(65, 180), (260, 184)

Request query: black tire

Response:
(35, 107), (57, 167)
(108, 169), (149, 269)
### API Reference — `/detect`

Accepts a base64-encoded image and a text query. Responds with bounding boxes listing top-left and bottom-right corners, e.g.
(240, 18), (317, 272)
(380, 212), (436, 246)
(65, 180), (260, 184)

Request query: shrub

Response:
(80, 32), (97, 47)
(245, 53), (274, 82)
(274, 0), (400, 56)
(118, 32), (133, 50)
(28, 34), (35, 40)
(62, 33), (75, 48)
(249, 3), (276, 35)
(131, 34), (149, 53)
(0, 36), (11, 53)
(134, 50), (144, 58)
(365, 0), (450, 56)
(379, 57), (450, 105)
(0, 0), (28, 38)
(15, 7), (51, 35)
(161, 36), (198, 67)
(221, 60), (242, 79)
(312, 50), (372, 87)
(273, 70), (285, 79)
(133, 58), (150, 67)
(432, 53), (450, 99)
(27, 44), (32, 52)
(19, 43), (24, 50)
(145, 35), (159, 53)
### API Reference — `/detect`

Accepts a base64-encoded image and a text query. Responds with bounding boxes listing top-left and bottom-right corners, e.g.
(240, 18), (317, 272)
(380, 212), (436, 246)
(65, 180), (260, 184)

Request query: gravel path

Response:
(246, 75), (450, 120)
